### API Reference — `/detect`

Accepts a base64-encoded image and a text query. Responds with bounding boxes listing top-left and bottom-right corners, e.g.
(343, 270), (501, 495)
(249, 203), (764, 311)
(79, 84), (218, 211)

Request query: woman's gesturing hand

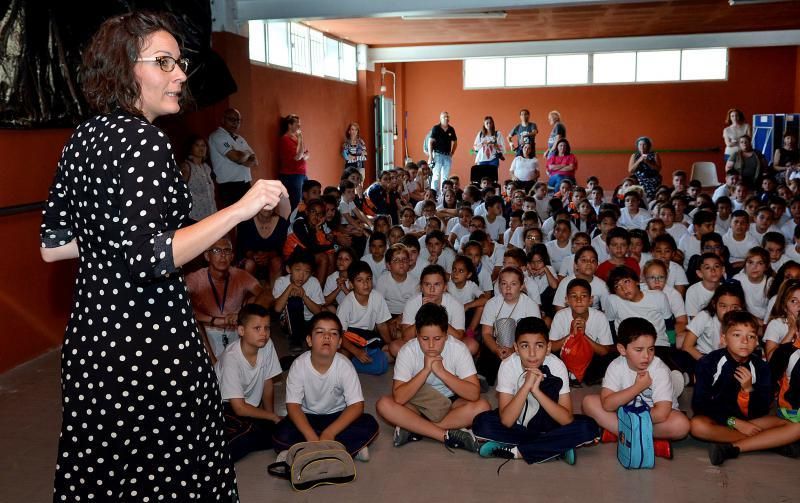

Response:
(236, 180), (289, 221)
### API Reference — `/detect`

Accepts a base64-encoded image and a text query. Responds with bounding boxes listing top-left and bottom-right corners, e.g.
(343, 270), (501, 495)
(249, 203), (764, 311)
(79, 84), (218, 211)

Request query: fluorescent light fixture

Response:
(401, 11), (507, 20)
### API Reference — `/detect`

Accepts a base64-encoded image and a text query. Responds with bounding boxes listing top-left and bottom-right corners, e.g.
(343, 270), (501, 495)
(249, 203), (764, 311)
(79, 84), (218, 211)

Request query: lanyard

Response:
(207, 270), (230, 315)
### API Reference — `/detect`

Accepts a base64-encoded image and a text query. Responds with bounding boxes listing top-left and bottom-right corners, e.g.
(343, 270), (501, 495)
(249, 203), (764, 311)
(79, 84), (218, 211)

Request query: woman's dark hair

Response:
(703, 282), (746, 317)
(481, 116), (496, 137)
(528, 244), (551, 266)
(629, 229), (651, 253)
(555, 138), (571, 155)
(725, 108), (745, 126)
(767, 260), (800, 298)
(280, 114), (300, 135)
(183, 135), (208, 163)
(635, 136), (653, 151)
(81, 12), (187, 115)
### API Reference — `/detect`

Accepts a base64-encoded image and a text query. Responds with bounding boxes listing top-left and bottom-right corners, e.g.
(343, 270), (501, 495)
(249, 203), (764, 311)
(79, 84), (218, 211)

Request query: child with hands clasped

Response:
(323, 247), (355, 310)
(733, 247), (771, 321)
(582, 317), (690, 459)
(682, 283), (745, 363)
(471, 317), (600, 464)
(273, 250), (325, 353)
(690, 311), (800, 465)
(376, 303), (492, 453)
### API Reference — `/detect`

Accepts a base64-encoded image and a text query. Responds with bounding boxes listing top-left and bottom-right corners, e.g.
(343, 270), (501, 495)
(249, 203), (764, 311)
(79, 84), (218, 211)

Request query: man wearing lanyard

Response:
(427, 111), (458, 193)
(185, 238), (264, 360)
(208, 108), (259, 208)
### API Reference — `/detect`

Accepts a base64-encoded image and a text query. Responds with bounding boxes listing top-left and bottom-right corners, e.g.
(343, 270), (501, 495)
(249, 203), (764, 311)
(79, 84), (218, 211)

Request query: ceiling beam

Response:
(236, 0), (662, 21)
(367, 29), (800, 65)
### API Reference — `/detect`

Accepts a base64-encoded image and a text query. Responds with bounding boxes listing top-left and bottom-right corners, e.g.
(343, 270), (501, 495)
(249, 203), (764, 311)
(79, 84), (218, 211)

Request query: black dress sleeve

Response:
(40, 144), (75, 248)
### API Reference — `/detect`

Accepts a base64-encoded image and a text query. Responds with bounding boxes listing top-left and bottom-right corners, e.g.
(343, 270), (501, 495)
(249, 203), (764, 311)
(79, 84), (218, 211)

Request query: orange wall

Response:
(399, 47), (798, 188)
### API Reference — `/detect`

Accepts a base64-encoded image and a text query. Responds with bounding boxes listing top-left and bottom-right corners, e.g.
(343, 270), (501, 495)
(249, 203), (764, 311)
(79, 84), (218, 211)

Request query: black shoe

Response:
(709, 443), (740, 466)
(478, 374), (489, 394)
(773, 441), (800, 459)
(444, 429), (479, 453)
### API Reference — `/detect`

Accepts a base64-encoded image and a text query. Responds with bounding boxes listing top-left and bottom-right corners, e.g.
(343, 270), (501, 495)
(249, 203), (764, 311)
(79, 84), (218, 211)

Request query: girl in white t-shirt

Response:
(681, 283), (745, 361)
(733, 247), (772, 321)
(323, 247), (354, 309)
(764, 280), (800, 361)
(400, 207), (425, 238)
(642, 259), (687, 346)
(545, 220), (572, 273)
(449, 255), (489, 338)
(526, 244), (560, 318)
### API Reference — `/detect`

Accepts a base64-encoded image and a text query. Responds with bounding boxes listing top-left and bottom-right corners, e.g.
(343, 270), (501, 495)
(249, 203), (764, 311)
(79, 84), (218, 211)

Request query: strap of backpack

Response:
(267, 461), (291, 479)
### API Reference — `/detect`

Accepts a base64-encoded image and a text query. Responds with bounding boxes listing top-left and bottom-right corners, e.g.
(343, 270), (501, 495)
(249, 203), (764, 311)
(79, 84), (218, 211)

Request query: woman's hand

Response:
(235, 180), (288, 222)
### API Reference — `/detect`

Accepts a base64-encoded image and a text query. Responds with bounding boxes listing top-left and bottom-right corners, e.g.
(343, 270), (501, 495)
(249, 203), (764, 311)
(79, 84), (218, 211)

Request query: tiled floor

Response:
(1, 345), (798, 503)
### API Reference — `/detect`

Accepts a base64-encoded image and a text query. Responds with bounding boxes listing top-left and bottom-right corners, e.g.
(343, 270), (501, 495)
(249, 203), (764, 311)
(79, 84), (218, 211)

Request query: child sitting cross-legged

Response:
(215, 304), (283, 462)
(690, 310), (800, 465)
(376, 244), (419, 339)
(273, 311), (379, 461)
(582, 317), (691, 459)
(376, 303), (492, 452)
(273, 250), (325, 354)
(472, 317), (600, 464)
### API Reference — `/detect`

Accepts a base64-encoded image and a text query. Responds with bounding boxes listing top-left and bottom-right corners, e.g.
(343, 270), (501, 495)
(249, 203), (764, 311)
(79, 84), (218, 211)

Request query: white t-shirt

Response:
(619, 208), (652, 230)
(526, 266), (557, 296)
(678, 233), (701, 269)
(362, 254), (387, 280)
(545, 240), (572, 273)
(667, 261), (689, 289)
(664, 223), (687, 244)
(215, 339), (282, 407)
(323, 272), (350, 306)
(484, 242), (506, 270)
(650, 285), (686, 319)
(208, 127), (253, 183)
(764, 318), (790, 346)
(723, 230), (759, 263)
(474, 202), (487, 217)
(712, 184), (731, 203)
(559, 254), (575, 276)
(376, 272), (418, 315)
(480, 293), (542, 327)
(716, 215), (731, 235)
(605, 290), (672, 347)
(393, 336), (476, 398)
(493, 276), (542, 305)
(447, 280), (483, 306)
(549, 308), (613, 346)
(486, 215), (507, 242)
(449, 222), (471, 243)
(336, 290), (391, 331)
(780, 219), (797, 243)
(749, 223), (780, 244)
(496, 353), (569, 426)
(273, 275), (325, 321)
(684, 282), (715, 318)
(509, 226), (526, 249)
(535, 196), (551, 221)
(733, 271), (769, 320)
(510, 156), (539, 181)
(591, 234), (609, 263)
(418, 247), (456, 273)
(503, 227), (514, 246)
(603, 355), (678, 409)
(552, 275), (609, 311)
(285, 352), (364, 415)
(401, 293), (465, 331)
(339, 199), (357, 225)
(476, 265), (494, 292)
(764, 296), (777, 324)
(686, 310), (722, 355)
(446, 216), (459, 234)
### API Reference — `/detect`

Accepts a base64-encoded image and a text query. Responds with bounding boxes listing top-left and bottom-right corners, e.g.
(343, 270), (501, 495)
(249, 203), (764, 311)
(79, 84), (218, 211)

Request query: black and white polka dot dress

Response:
(41, 111), (238, 501)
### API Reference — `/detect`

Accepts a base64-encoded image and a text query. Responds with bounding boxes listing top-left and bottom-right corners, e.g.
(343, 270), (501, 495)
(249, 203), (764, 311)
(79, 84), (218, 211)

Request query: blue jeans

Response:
(279, 174), (307, 210)
(547, 174), (575, 191)
(431, 152), (452, 193)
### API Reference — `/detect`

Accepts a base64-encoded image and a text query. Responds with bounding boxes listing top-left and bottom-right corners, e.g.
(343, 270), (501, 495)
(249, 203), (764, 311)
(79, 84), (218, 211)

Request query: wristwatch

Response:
(726, 416), (736, 429)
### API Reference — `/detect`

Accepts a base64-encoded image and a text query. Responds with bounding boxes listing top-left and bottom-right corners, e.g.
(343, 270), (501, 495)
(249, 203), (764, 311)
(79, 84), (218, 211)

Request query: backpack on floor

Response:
(267, 441), (356, 491)
(616, 397), (654, 469)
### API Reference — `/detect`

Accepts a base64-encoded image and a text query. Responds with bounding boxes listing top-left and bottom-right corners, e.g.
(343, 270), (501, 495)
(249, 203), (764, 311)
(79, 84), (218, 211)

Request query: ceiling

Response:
(302, 0), (800, 47)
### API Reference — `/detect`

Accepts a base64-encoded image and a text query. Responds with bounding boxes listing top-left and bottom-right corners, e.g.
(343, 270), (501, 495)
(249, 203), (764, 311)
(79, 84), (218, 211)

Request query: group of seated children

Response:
(199, 162), (800, 469)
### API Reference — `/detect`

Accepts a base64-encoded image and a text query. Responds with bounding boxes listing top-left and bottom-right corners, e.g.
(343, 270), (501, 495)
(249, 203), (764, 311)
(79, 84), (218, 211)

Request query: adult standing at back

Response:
(507, 108), (538, 156)
(209, 108), (257, 208)
(342, 121), (367, 179)
(279, 113), (310, 209)
(544, 110), (566, 159)
(472, 115), (505, 183)
(628, 136), (663, 200)
(427, 111), (458, 192)
(722, 108), (751, 163)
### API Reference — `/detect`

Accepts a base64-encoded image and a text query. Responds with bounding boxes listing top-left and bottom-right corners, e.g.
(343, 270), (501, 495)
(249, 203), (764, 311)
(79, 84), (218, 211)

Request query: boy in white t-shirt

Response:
(448, 206), (474, 246)
(272, 312), (379, 460)
(685, 253), (724, 318)
(376, 244), (419, 336)
(273, 250), (325, 353)
(549, 279), (615, 385)
(723, 210), (759, 270)
(216, 304), (283, 461)
(472, 317), (600, 464)
(376, 303), (492, 452)
(338, 179), (371, 232)
(582, 317), (690, 459)
(362, 232), (388, 280)
(484, 195), (508, 243)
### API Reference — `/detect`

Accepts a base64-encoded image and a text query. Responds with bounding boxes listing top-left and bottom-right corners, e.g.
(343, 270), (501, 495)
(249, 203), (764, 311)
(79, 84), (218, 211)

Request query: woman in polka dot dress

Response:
(39, 13), (287, 501)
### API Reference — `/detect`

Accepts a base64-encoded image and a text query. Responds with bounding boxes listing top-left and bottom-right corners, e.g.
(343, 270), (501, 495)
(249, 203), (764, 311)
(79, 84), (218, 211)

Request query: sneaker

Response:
(709, 442), (740, 466)
(275, 450), (289, 464)
(354, 446), (370, 462)
(444, 429), (479, 453)
(393, 426), (421, 447)
(600, 429), (618, 443)
(654, 439), (673, 460)
(478, 374), (489, 394)
(479, 441), (517, 459)
(561, 448), (576, 465)
(773, 441), (800, 459)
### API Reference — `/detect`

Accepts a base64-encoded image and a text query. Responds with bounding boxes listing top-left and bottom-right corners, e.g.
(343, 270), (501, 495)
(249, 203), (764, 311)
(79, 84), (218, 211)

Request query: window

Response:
(681, 48), (727, 80)
(290, 23), (310, 74)
(546, 54), (589, 85)
(505, 57), (546, 87)
(341, 43), (357, 82)
(247, 21), (356, 84)
(593, 52), (636, 84)
(248, 21), (266, 63)
(464, 58), (505, 88)
(267, 22), (290, 67)
(636, 50), (681, 82)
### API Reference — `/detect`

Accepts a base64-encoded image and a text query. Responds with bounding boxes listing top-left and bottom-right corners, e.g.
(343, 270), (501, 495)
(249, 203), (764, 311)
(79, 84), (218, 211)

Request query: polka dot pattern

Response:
(41, 112), (238, 501)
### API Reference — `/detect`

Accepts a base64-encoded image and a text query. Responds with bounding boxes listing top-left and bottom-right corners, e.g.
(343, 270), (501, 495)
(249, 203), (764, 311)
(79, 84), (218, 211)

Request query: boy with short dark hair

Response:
(289, 179), (322, 223)
(376, 303), (492, 451)
(216, 304), (283, 461)
(763, 231), (789, 272)
(723, 209), (759, 269)
(685, 253), (724, 319)
(691, 311), (800, 465)
(596, 227), (640, 281)
(582, 317), (690, 458)
(712, 169), (740, 203)
(750, 206), (779, 243)
(678, 210), (716, 268)
(273, 311), (379, 460)
(484, 195), (507, 242)
(471, 316), (599, 464)
(532, 182), (551, 220)
(273, 250), (325, 352)
(715, 196), (733, 234)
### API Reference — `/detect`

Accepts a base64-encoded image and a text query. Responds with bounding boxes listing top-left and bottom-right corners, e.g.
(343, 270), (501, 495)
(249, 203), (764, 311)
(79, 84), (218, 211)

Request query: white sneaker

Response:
(354, 446), (370, 462)
(670, 370), (685, 400)
(275, 450), (289, 464)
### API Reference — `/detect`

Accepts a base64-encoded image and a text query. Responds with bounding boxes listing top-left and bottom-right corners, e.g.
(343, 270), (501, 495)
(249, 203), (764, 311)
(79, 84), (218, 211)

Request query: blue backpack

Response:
(616, 397), (654, 469)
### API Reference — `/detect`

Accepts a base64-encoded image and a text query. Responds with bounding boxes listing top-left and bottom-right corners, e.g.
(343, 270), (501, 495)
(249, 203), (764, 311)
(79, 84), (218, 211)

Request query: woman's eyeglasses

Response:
(136, 55), (190, 73)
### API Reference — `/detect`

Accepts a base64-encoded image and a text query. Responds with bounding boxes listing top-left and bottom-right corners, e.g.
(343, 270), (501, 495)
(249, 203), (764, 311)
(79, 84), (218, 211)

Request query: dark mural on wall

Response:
(0, 0), (236, 128)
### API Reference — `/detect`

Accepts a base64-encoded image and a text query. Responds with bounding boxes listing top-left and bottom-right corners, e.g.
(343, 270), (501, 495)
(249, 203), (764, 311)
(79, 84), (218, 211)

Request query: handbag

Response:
(267, 441), (356, 491)
(616, 396), (655, 469)
(559, 320), (594, 382)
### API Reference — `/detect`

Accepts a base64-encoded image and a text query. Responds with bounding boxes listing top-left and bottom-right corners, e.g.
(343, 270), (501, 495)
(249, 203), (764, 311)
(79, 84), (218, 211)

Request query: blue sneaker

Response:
(479, 441), (517, 459)
(561, 448), (576, 465)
